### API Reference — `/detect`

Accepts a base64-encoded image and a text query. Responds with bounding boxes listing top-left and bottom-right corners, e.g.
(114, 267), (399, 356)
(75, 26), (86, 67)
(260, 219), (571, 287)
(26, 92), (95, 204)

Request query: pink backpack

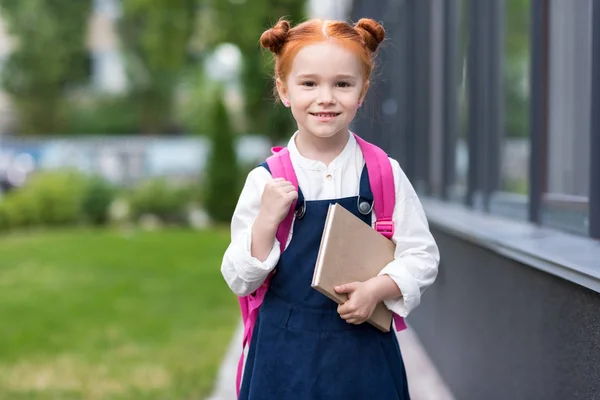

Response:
(235, 133), (407, 395)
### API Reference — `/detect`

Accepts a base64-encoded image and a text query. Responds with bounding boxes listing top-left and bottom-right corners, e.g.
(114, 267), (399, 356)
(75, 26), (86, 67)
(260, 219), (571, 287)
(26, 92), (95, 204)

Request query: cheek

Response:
(289, 101), (308, 121)
(289, 91), (313, 109)
(289, 106), (302, 122)
(339, 91), (362, 107)
(345, 108), (359, 122)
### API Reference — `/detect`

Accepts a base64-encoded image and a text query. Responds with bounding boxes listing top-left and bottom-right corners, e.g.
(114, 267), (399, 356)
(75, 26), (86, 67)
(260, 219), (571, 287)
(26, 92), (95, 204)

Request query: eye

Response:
(336, 81), (352, 88)
(301, 81), (316, 87)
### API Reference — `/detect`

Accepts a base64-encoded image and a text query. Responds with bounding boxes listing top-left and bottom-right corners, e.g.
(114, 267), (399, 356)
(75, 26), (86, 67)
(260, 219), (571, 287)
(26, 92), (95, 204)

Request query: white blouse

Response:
(220, 132), (440, 318)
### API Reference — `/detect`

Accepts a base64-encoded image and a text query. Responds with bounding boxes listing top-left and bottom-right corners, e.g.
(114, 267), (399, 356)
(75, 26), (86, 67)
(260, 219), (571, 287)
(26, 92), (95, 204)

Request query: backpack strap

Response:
(353, 132), (407, 332)
(265, 146), (298, 253)
(353, 133), (395, 239)
(236, 145), (298, 397)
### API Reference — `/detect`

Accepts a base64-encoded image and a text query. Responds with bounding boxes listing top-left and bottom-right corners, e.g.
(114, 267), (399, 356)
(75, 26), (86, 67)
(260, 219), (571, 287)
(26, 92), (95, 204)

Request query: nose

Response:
(317, 86), (336, 105)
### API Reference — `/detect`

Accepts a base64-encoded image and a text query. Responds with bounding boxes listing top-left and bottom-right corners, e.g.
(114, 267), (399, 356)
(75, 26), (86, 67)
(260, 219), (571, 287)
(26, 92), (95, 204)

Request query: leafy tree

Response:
(119, 0), (197, 134)
(0, 0), (92, 134)
(206, 0), (307, 144)
(204, 88), (240, 223)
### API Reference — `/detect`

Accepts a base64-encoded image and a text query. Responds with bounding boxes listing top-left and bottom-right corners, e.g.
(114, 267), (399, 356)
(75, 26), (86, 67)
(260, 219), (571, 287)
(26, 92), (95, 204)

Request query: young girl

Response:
(221, 17), (439, 400)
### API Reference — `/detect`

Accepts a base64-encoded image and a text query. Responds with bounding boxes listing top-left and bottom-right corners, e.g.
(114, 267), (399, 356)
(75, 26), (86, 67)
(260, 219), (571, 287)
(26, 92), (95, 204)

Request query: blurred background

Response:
(0, 0), (598, 399)
(0, 0), (313, 398)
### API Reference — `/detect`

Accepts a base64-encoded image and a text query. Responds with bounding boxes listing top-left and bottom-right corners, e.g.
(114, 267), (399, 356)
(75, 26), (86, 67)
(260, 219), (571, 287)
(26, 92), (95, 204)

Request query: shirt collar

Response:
(287, 130), (355, 171)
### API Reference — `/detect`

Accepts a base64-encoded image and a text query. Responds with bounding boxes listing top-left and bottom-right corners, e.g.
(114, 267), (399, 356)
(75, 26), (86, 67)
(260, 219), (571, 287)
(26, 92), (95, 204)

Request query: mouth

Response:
(310, 112), (341, 118)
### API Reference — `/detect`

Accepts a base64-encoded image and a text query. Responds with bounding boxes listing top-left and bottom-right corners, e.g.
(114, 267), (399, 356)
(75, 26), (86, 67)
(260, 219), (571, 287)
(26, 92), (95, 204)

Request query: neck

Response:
(294, 128), (351, 165)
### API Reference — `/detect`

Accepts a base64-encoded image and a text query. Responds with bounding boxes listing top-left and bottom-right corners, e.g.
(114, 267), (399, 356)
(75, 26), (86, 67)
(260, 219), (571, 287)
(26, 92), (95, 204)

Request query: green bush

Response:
(204, 91), (240, 224)
(2, 187), (43, 227)
(0, 169), (88, 229)
(81, 175), (117, 225)
(0, 170), (204, 231)
(128, 178), (190, 223)
(177, 180), (204, 205)
(27, 170), (87, 225)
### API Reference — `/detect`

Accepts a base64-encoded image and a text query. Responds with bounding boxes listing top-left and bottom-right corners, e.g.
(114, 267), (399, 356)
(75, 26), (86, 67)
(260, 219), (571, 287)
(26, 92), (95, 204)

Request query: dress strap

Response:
(357, 164), (374, 216)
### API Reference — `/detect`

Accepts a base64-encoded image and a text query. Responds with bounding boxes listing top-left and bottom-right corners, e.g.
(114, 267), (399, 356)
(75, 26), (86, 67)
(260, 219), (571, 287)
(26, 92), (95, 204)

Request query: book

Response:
(312, 203), (396, 332)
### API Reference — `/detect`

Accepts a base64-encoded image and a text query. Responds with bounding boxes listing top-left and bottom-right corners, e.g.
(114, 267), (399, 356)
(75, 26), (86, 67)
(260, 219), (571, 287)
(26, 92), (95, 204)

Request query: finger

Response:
(274, 179), (294, 187)
(280, 184), (296, 193)
(276, 185), (297, 196)
(338, 303), (355, 315)
(335, 282), (358, 294)
(269, 181), (290, 189)
(340, 312), (354, 321)
(346, 314), (366, 324)
(338, 306), (351, 318)
(334, 285), (348, 294)
(285, 191), (298, 204)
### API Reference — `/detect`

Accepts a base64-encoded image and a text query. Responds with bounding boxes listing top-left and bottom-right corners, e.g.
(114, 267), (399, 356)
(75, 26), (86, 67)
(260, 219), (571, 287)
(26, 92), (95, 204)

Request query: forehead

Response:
(290, 41), (362, 78)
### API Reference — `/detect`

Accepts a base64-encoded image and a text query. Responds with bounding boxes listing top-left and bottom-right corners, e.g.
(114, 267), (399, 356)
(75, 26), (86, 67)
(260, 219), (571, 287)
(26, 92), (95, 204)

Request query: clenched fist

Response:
(251, 178), (298, 261)
(258, 178), (298, 227)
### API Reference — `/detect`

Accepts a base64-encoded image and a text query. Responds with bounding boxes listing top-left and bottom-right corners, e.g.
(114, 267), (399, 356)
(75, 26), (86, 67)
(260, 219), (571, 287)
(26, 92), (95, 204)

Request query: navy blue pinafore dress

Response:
(239, 163), (410, 400)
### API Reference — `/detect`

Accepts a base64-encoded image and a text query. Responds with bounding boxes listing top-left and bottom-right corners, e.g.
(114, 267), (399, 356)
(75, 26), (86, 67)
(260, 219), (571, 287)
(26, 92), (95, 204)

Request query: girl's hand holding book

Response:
(334, 275), (403, 325)
(334, 280), (379, 325)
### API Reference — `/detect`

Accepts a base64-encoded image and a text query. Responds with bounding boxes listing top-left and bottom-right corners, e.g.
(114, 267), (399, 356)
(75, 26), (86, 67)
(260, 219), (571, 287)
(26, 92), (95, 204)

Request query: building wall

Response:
(409, 224), (600, 400)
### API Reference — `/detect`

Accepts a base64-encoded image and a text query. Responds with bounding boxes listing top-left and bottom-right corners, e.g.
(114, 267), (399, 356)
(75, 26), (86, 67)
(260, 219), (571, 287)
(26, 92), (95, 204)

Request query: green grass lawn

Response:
(0, 228), (239, 400)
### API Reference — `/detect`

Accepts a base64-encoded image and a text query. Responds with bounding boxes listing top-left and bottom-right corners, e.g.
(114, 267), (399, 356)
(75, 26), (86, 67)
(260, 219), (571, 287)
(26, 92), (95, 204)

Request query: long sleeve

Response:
(220, 167), (282, 297)
(377, 158), (440, 317)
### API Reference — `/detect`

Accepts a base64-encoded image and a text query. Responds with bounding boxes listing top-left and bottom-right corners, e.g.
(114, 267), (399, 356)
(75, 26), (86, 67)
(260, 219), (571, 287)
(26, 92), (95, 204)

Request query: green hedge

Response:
(0, 170), (116, 229)
(0, 171), (209, 233)
(127, 178), (200, 224)
(82, 175), (118, 225)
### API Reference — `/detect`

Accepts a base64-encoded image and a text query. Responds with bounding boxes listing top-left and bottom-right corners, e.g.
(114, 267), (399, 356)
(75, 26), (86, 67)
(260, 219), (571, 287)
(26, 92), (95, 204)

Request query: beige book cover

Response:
(312, 203), (396, 332)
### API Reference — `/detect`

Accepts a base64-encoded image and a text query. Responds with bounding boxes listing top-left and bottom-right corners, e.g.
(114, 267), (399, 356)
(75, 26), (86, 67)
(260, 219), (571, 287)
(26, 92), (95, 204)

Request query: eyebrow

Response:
(296, 74), (358, 80)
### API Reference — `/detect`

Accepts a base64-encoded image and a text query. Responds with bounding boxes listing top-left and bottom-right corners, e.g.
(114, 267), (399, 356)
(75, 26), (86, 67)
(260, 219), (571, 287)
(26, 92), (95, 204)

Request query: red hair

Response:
(259, 18), (385, 95)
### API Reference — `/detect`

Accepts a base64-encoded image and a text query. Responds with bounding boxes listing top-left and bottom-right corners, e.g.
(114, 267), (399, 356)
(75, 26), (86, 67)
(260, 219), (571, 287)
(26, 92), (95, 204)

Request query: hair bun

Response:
(354, 18), (385, 52)
(260, 19), (291, 54)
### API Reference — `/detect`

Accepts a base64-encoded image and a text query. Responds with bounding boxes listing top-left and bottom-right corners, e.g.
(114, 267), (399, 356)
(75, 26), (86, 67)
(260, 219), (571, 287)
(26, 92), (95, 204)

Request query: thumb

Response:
(334, 282), (358, 294)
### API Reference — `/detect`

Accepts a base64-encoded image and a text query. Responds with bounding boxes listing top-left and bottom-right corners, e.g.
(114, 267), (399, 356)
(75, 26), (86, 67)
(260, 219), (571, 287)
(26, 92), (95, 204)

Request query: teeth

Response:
(314, 113), (337, 117)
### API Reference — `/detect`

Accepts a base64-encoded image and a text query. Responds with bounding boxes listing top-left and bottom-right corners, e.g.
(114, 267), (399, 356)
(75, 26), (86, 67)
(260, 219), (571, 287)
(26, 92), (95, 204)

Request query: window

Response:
(501, 0), (530, 195)
(451, 0), (470, 202)
(541, 0), (592, 235)
(487, 0), (531, 220)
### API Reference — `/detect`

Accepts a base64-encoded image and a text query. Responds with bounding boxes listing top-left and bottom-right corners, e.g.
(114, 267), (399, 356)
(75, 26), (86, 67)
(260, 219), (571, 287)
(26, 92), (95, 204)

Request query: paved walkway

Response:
(207, 321), (455, 400)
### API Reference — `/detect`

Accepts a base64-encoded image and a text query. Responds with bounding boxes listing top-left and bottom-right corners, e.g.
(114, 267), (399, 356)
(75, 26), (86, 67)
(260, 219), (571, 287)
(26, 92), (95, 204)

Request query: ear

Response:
(359, 81), (370, 104)
(276, 77), (289, 104)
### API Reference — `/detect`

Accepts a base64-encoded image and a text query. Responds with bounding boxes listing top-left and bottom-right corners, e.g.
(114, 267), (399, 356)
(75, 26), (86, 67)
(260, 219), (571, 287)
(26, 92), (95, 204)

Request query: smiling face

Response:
(276, 41), (368, 140)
